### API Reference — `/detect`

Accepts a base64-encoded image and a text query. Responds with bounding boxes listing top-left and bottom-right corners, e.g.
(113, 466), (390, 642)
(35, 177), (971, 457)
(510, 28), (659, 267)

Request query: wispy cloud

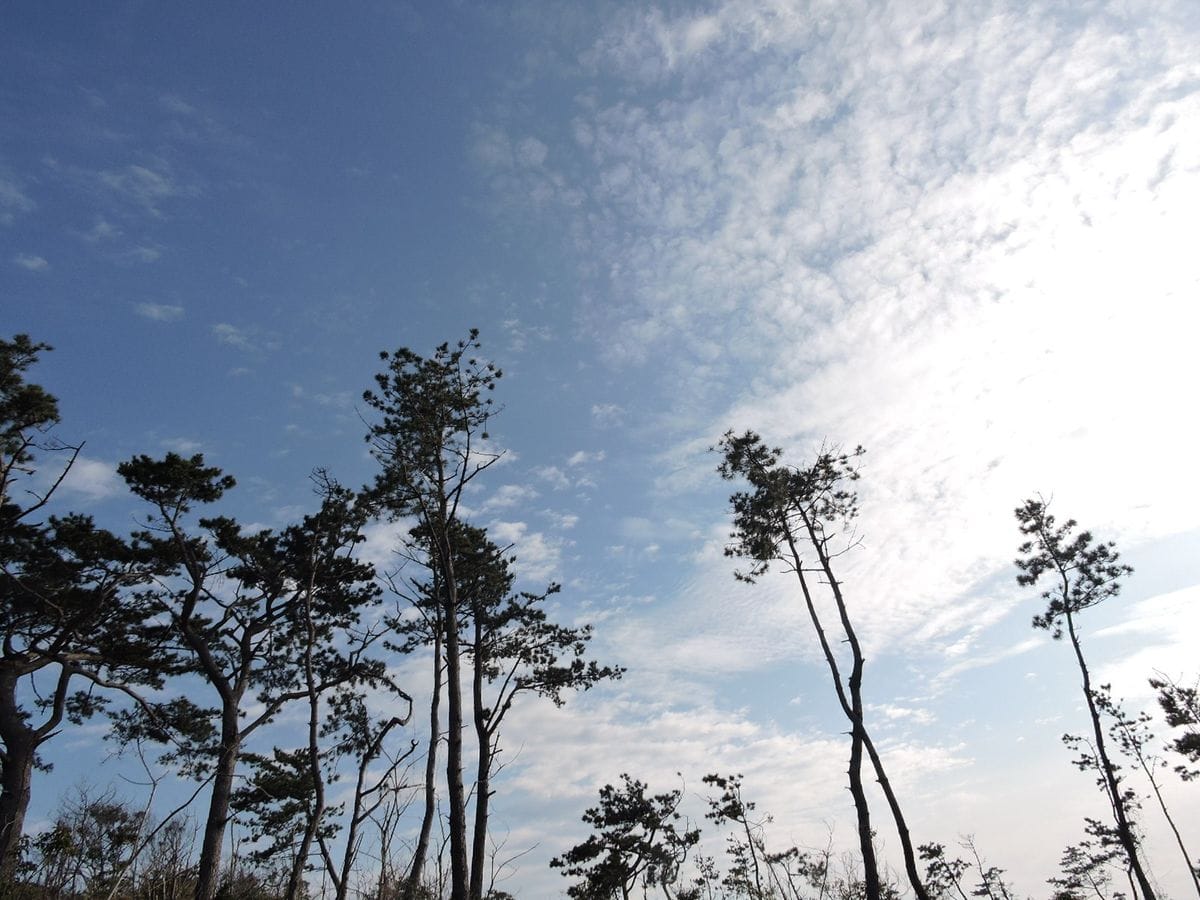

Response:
(135, 302), (183, 321)
(481, 483), (539, 512)
(533, 465), (571, 490)
(212, 322), (277, 353)
(213, 323), (252, 349)
(476, 0), (1200, 671)
(0, 175), (35, 225)
(97, 160), (196, 217)
(480, 687), (971, 899)
(80, 216), (120, 243)
(502, 317), (553, 353)
(12, 253), (48, 271)
(566, 449), (604, 467)
(486, 519), (562, 583)
(542, 509), (579, 531)
(160, 436), (203, 454)
(590, 403), (625, 426)
(290, 383), (355, 409)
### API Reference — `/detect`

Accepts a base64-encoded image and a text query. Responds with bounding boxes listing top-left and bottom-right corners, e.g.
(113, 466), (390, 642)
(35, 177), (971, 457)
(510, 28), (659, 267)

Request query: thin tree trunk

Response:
(804, 515), (930, 900)
(405, 613), (443, 900)
(1067, 612), (1157, 900)
(778, 524), (881, 900)
(439, 532), (470, 900)
(194, 724), (241, 900)
(470, 615), (490, 900)
(1137, 747), (1200, 898)
(290, 588), (327, 900)
(738, 805), (763, 899)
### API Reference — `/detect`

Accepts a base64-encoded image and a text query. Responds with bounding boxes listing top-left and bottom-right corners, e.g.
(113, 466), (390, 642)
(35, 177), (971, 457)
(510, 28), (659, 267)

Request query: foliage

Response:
(0, 335), (163, 880)
(551, 774), (701, 900)
(1015, 500), (1131, 639)
(364, 331), (502, 900)
(116, 455), (386, 899)
(1150, 674), (1200, 780)
(717, 430), (927, 900)
(920, 840), (1013, 900)
(1015, 500), (1156, 900)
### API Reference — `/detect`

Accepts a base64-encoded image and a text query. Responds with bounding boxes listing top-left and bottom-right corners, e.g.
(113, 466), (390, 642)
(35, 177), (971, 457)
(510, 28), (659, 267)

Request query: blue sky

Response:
(4, 1), (1200, 896)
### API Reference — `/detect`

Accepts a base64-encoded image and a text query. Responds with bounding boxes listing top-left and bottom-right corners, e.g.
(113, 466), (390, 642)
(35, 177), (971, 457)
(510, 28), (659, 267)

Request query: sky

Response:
(3, 0), (1200, 896)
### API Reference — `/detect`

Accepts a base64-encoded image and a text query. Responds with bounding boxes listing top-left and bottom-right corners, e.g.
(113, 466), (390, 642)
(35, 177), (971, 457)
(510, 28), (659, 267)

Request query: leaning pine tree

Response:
(716, 431), (929, 900)
(1015, 499), (1157, 900)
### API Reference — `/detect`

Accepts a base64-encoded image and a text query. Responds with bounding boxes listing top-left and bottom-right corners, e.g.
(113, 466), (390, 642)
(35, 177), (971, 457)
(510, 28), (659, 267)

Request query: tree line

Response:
(2, 332), (1197, 900)
(547, 434), (1198, 900)
(0, 332), (617, 900)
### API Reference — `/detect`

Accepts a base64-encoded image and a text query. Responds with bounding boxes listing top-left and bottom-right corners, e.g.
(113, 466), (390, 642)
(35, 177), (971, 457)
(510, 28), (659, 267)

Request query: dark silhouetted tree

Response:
(118, 455), (385, 900)
(1092, 684), (1200, 897)
(1015, 499), (1155, 900)
(1151, 674), (1200, 781)
(0, 335), (164, 883)
(461, 524), (620, 900)
(717, 431), (928, 900)
(363, 330), (501, 900)
(551, 774), (700, 900)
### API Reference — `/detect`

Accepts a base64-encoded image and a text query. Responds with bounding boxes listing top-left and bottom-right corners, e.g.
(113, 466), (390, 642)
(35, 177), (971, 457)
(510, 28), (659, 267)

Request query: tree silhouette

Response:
(716, 431), (928, 900)
(0, 335), (162, 882)
(551, 774), (700, 900)
(363, 330), (501, 900)
(1151, 673), (1200, 781)
(118, 454), (386, 900)
(1015, 499), (1156, 900)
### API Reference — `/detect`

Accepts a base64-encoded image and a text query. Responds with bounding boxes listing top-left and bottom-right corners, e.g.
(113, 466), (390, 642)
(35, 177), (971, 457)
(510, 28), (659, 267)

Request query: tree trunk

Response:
(470, 616), (490, 900)
(779, 524), (881, 900)
(0, 727), (34, 884)
(290, 588), (327, 900)
(194, 727), (241, 900)
(405, 617), (443, 900)
(440, 536), (470, 900)
(846, 656), (882, 900)
(807, 517), (929, 900)
(0, 663), (70, 886)
(1068, 613), (1157, 900)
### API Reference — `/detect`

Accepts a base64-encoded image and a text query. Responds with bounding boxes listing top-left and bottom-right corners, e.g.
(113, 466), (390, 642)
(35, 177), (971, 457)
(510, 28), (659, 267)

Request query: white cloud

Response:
(160, 436), (203, 454)
(98, 160), (194, 216)
(515, 136), (548, 168)
(12, 253), (48, 271)
(1092, 585), (1200, 702)
(159, 93), (198, 116)
(477, 686), (972, 899)
(289, 383), (355, 409)
(496, 0), (1200, 673)
(213, 322), (252, 349)
(501, 317), (553, 353)
(486, 520), (562, 583)
(542, 510), (579, 530)
(122, 243), (162, 263)
(0, 176), (34, 225)
(868, 703), (935, 726)
(135, 302), (184, 321)
(58, 456), (122, 502)
(566, 449), (605, 467)
(590, 402), (625, 426)
(212, 322), (279, 354)
(534, 465), (571, 490)
(81, 217), (120, 242)
(481, 483), (539, 512)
